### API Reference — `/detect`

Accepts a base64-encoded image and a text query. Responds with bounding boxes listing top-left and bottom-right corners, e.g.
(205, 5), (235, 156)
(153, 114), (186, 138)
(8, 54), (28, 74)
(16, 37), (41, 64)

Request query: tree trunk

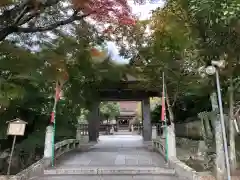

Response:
(107, 118), (109, 134)
(229, 75), (237, 171)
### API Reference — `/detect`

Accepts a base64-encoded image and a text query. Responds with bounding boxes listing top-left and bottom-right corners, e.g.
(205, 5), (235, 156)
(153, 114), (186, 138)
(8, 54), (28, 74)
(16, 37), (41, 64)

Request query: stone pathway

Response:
(55, 135), (165, 167)
(40, 134), (180, 180)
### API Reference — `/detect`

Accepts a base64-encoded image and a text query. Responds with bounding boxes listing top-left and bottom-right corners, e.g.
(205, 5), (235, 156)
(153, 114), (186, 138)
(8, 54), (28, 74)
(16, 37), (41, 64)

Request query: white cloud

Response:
(129, 0), (165, 20)
(107, 42), (129, 64)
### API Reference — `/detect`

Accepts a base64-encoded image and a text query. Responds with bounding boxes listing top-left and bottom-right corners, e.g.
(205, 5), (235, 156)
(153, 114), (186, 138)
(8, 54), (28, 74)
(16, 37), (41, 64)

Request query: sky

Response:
(108, 0), (165, 64)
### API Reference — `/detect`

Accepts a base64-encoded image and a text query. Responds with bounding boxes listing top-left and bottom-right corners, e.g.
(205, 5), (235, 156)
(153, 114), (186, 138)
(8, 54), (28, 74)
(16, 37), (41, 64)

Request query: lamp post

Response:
(205, 60), (231, 180)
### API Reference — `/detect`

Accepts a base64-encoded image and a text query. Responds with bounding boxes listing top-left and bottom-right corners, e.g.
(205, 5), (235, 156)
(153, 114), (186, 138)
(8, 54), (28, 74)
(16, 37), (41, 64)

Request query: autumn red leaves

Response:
(71, 0), (136, 26)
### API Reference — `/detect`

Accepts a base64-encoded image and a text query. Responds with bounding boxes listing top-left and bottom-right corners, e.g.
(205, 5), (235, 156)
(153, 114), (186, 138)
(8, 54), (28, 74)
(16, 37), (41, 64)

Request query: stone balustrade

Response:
(5, 139), (81, 180)
(152, 138), (166, 158)
(0, 139), (85, 180)
(54, 139), (80, 158)
(152, 137), (200, 180)
(152, 125), (214, 180)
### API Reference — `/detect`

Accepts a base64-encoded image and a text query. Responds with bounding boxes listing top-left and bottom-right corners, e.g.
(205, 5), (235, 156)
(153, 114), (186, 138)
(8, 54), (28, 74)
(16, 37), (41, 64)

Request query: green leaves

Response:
(189, 0), (240, 25)
(100, 102), (120, 119)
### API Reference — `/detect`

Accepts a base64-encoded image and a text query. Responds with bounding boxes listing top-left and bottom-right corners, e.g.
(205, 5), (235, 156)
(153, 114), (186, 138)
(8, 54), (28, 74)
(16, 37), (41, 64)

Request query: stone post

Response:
(88, 102), (100, 142)
(197, 141), (207, 159)
(142, 98), (152, 141)
(152, 126), (157, 140)
(76, 124), (81, 141)
(44, 126), (53, 158)
(76, 124), (89, 143)
(210, 92), (226, 180)
(167, 124), (176, 159)
(96, 114), (100, 140)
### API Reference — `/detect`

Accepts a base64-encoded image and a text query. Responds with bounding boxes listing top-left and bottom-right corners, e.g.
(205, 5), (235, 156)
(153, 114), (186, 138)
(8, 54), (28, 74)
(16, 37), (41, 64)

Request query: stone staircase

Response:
(44, 166), (175, 175)
(41, 166), (177, 180)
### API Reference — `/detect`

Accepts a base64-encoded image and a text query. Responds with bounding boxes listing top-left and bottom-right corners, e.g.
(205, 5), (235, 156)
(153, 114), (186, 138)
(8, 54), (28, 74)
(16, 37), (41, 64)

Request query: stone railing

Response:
(152, 138), (199, 179)
(152, 138), (166, 158)
(152, 136), (214, 180)
(2, 139), (83, 180)
(54, 139), (80, 157)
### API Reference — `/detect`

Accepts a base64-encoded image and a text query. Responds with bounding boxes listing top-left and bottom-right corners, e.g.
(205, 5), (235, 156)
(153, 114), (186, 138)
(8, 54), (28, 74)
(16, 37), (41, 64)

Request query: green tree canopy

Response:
(100, 102), (120, 120)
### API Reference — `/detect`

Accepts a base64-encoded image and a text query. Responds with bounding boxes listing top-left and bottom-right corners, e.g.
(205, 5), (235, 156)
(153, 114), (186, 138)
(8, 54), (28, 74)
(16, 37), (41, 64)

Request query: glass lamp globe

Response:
(205, 66), (216, 75)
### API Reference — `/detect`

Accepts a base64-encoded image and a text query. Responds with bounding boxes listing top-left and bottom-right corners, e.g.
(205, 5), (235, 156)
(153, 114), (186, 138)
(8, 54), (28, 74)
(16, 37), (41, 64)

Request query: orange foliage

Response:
(71, 0), (136, 26)
(119, 17), (136, 25)
(56, 69), (68, 84)
(90, 48), (102, 57)
(62, 71), (69, 81)
(71, 0), (88, 10)
(49, 59), (68, 82)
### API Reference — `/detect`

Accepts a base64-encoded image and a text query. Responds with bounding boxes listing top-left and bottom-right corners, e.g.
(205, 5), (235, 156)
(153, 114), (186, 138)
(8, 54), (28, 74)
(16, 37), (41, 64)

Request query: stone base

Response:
(80, 136), (89, 143)
(0, 176), (16, 180)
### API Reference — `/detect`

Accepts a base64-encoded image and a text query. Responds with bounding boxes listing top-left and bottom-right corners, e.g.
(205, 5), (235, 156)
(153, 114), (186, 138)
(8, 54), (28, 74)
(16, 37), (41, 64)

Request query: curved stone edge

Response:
(0, 139), (92, 180)
(152, 138), (214, 180)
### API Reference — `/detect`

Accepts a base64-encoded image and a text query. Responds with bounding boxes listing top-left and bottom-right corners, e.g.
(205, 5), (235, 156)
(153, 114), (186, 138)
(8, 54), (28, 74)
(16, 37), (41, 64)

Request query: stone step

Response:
(44, 166), (175, 176)
(38, 175), (180, 180)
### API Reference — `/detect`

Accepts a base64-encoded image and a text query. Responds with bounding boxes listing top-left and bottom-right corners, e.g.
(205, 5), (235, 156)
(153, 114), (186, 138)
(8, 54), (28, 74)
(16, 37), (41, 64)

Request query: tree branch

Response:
(16, 12), (91, 33)
(0, 0), (67, 41)
(0, 26), (17, 41)
(171, 80), (180, 107)
(18, 13), (36, 25)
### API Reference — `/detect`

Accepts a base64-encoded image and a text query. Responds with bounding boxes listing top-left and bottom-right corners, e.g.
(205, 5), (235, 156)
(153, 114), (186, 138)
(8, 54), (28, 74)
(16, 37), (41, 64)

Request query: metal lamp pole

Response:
(206, 60), (231, 180)
(215, 68), (231, 180)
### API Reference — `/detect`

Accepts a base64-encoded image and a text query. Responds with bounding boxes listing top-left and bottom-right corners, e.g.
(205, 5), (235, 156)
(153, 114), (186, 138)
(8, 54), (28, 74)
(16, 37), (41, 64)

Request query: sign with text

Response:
(7, 123), (26, 136)
(7, 119), (27, 136)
